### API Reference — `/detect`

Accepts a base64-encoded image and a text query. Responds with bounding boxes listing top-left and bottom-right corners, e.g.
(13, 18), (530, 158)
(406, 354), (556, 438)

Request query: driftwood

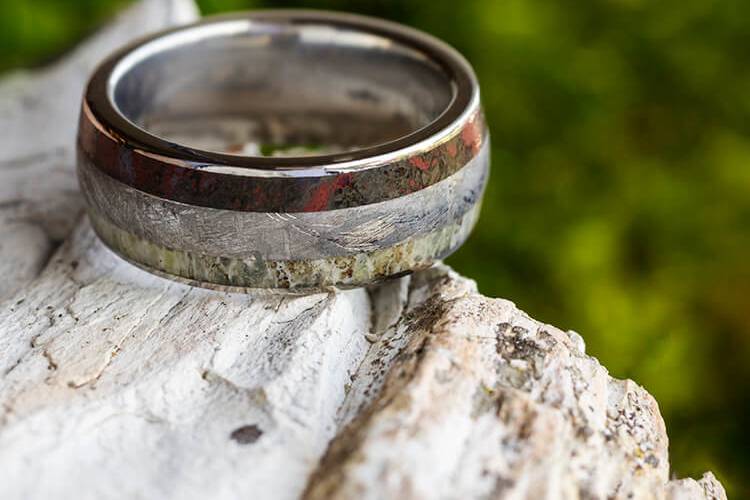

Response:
(0, 1), (726, 499)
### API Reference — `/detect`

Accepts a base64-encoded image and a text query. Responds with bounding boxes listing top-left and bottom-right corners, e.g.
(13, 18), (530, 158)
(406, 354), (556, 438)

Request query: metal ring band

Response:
(78, 10), (489, 291)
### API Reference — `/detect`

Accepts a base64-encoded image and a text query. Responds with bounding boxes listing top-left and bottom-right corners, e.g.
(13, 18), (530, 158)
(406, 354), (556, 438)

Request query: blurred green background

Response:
(2, 0), (748, 495)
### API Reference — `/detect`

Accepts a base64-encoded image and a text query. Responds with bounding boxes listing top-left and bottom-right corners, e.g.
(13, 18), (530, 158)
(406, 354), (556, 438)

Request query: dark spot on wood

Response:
(230, 424), (263, 445)
(645, 454), (660, 467)
(510, 325), (528, 335)
(491, 476), (515, 496)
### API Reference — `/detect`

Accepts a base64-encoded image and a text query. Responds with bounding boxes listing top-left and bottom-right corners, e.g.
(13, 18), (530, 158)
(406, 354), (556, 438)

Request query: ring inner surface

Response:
(110, 20), (456, 157)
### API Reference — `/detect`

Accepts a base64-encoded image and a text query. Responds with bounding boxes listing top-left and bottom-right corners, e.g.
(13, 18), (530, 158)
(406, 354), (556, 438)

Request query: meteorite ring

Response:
(77, 10), (489, 291)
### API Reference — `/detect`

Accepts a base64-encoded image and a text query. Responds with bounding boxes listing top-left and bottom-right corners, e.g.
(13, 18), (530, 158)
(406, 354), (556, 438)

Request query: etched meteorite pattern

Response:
(89, 202), (481, 290)
(78, 103), (485, 213)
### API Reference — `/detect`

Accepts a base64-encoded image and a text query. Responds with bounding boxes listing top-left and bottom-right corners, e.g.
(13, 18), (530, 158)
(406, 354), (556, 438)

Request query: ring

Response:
(77, 10), (489, 291)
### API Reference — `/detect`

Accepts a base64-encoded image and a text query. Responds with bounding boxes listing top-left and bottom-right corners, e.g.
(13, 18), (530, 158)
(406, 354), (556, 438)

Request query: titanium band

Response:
(77, 11), (489, 290)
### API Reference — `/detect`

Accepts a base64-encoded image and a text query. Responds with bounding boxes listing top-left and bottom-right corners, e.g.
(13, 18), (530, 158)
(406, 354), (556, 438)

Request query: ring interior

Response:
(109, 19), (456, 157)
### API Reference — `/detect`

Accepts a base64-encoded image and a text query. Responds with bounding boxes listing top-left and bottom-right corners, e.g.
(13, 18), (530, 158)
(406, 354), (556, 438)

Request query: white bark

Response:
(0, 1), (727, 499)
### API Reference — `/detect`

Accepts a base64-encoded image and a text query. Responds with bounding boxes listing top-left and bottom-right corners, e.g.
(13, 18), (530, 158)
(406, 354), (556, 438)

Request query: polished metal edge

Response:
(85, 10), (479, 169)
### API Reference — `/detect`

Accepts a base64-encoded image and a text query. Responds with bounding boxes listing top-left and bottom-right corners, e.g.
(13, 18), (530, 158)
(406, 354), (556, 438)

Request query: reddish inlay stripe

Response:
(79, 104), (486, 212)
(409, 156), (431, 171)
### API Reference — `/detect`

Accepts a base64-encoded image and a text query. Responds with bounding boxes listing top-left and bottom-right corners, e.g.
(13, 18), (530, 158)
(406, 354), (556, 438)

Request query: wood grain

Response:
(0, 1), (726, 499)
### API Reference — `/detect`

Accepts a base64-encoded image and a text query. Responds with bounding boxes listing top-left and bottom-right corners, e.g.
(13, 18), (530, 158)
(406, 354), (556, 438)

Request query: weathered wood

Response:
(0, 0), (198, 301)
(0, 1), (726, 499)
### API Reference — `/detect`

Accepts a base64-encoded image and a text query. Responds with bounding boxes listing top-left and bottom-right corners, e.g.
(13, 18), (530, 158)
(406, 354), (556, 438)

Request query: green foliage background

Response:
(2, 0), (748, 495)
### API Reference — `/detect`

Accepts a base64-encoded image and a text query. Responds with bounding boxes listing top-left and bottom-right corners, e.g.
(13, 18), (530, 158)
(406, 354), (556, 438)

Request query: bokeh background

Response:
(2, 0), (748, 495)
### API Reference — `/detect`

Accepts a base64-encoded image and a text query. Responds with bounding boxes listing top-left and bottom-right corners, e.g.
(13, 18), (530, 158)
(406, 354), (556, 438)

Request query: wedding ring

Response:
(77, 10), (489, 291)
